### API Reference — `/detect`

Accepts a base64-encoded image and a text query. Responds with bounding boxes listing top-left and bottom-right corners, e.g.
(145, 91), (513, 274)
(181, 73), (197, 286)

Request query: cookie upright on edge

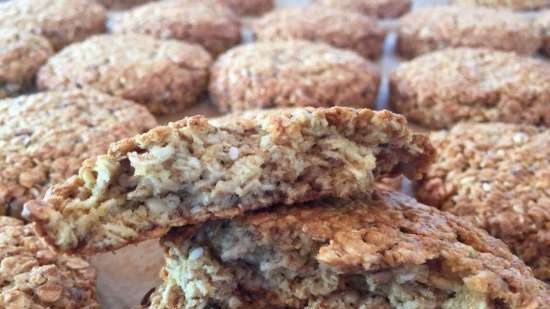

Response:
(0, 216), (98, 309)
(314, 0), (411, 18)
(252, 6), (386, 59)
(0, 0), (106, 50)
(142, 190), (548, 309)
(0, 90), (157, 219)
(390, 48), (550, 129)
(396, 6), (541, 58)
(111, 0), (241, 56)
(37, 34), (212, 115)
(416, 123), (549, 281)
(210, 41), (380, 112)
(24, 107), (435, 254)
(0, 28), (53, 99)
(536, 10), (550, 56)
(451, 0), (550, 10)
(219, 0), (274, 15)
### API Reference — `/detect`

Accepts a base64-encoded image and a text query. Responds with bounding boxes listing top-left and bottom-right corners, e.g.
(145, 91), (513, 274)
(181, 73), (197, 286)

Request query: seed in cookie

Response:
(0, 90), (156, 219)
(142, 191), (548, 309)
(0, 216), (98, 308)
(416, 123), (549, 281)
(314, 0), (411, 18)
(0, 28), (53, 99)
(396, 6), (541, 58)
(23, 107), (435, 254)
(111, 0), (241, 56)
(390, 48), (550, 129)
(37, 34), (212, 115)
(219, 0), (274, 16)
(451, 0), (550, 10)
(536, 10), (550, 56)
(0, 0), (106, 50)
(210, 41), (380, 112)
(252, 6), (386, 59)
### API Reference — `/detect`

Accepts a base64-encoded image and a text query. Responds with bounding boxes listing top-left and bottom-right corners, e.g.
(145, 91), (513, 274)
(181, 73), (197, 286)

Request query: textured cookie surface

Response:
(210, 41), (380, 112)
(37, 34), (212, 115)
(144, 191), (548, 309)
(537, 10), (550, 56)
(452, 0), (550, 10)
(24, 107), (434, 254)
(112, 0), (241, 56)
(97, 0), (154, 9)
(0, 90), (156, 219)
(397, 6), (541, 58)
(314, 0), (411, 18)
(390, 48), (550, 129)
(416, 123), (549, 281)
(0, 28), (53, 99)
(219, 0), (274, 15)
(252, 6), (386, 59)
(0, 0), (106, 50)
(0, 216), (98, 309)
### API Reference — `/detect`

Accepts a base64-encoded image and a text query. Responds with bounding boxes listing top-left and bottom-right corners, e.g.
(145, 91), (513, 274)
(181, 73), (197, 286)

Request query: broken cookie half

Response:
(24, 107), (434, 254)
(143, 191), (548, 309)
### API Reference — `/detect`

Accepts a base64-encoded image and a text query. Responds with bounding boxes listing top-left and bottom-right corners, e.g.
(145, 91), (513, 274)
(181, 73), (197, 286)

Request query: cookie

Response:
(210, 41), (380, 112)
(0, 28), (53, 99)
(97, 0), (154, 10)
(0, 0), (106, 50)
(111, 0), (241, 56)
(37, 34), (212, 115)
(390, 48), (550, 129)
(252, 6), (386, 59)
(0, 90), (156, 219)
(24, 107), (435, 254)
(536, 10), (550, 56)
(142, 190), (548, 309)
(219, 0), (274, 15)
(451, 0), (550, 10)
(416, 123), (549, 281)
(397, 6), (541, 58)
(0, 216), (98, 309)
(314, 0), (411, 18)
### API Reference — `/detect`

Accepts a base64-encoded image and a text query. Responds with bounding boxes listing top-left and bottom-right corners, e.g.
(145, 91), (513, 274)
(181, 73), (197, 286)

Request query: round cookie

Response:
(219, 0), (274, 16)
(314, 0), (411, 18)
(416, 123), (549, 281)
(97, 0), (154, 10)
(37, 34), (212, 115)
(536, 10), (550, 56)
(0, 90), (156, 219)
(0, 0), (106, 50)
(451, 0), (550, 10)
(209, 41), (380, 112)
(0, 216), (98, 309)
(252, 6), (386, 59)
(111, 0), (241, 56)
(390, 48), (550, 129)
(0, 28), (53, 99)
(396, 6), (541, 58)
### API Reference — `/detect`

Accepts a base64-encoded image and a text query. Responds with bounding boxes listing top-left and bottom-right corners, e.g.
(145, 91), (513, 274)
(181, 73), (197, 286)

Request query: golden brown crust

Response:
(416, 123), (549, 281)
(0, 217), (98, 308)
(390, 48), (550, 129)
(396, 6), (542, 58)
(537, 10), (550, 56)
(24, 107), (434, 254)
(219, 0), (274, 15)
(314, 0), (411, 18)
(97, 0), (153, 10)
(210, 41), (380, 112)
(0, 90), (157, 219)
(111, 0), (241, 56)
(37, 34), (212, 115)
(452, 0), (550, 10)
(0, 0), (106, 50)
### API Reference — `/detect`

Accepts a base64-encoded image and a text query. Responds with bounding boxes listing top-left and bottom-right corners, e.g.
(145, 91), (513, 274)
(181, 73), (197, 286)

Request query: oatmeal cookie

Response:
(0, 28), (53, 99)
(0, 216), (97, 309)
(210, 41), (380, 112)
(219, 0), (274, 15)
(142, 190), (548, 309)
(416, 123), (549, 281)
(397, 6), (541, 58)
(252, 6), (386, 59)
(314, 0), (411, 18)
(37, 34), (212, 115)
(0, 90), (156, 219)
(24, 107), (435, 254)
(390, 48), (550, 129)
(111, 0), (241, 56)
(451, 0), (550, 10)
(536, 10), (550, 56)
(97, 0), (154, 10)
(0, 0), (106, 50)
